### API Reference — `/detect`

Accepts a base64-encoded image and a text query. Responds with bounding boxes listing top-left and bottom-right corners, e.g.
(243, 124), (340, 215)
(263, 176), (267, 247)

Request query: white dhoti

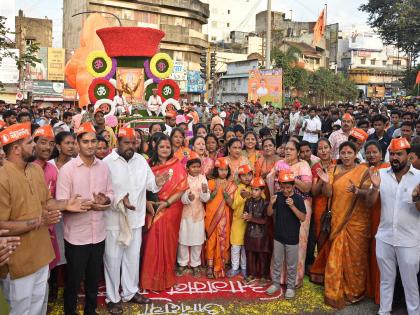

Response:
(0, 264), (49, 315)
(104, 227), (142, 304)
(376, 239), (420, 315)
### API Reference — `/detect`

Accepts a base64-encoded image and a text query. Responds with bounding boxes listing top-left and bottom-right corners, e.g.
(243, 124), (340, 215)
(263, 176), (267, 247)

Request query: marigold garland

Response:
(150, 53), (173, 79)
(86, 51), (113, 78)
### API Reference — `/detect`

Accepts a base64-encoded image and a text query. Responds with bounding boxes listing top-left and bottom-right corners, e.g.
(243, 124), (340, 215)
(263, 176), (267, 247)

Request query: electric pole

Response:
(266, 0), (271, 69)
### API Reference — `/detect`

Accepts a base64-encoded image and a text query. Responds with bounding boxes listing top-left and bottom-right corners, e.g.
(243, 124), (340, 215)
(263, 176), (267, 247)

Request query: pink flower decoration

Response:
(275, 160), (291, 171)
(105, 115), (118, 128)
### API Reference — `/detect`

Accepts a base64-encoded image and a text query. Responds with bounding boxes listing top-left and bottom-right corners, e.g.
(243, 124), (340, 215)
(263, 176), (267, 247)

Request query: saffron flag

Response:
(313, 9), (325, 45)
(415, 70), (420, 85)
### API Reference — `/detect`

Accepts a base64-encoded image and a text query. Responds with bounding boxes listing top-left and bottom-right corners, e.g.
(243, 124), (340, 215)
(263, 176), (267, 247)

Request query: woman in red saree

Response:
(310, 138), (336, 284)
(363, 141), (389, 305)
(141, 135), (189, 291)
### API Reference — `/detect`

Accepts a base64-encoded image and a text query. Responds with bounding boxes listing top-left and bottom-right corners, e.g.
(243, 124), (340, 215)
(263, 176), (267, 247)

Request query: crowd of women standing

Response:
(122, 103), (419, 311)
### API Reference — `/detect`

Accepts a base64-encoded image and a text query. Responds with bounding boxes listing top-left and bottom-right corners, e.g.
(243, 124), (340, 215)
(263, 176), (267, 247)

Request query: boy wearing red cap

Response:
(228, 164), (253, 278)
(243, 177), (270, 284)
(266, 171), (306, 298)
(177, 153), (210, 277)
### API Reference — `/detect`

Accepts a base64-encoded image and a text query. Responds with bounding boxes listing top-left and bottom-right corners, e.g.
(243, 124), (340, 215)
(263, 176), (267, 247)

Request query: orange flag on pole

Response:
(415, 70), (420, 85)
(313, 9), (325, 45)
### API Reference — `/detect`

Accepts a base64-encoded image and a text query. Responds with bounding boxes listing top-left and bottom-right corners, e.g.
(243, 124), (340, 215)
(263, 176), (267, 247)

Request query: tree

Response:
(0, 16), (40, 87)
(359, 0), (420, 67)
(272, 46), (302, 94)
(272, 45), (358, 104)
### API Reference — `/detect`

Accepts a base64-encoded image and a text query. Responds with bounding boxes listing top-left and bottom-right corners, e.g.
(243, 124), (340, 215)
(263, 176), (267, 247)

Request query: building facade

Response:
(15, 9), (53, 51)
(63, 0), (209, 72)
(255, 10), (338, 70)
(216, 59), (259, 103)
(338, 32), (408, 98)
(201, 0), (257, 43)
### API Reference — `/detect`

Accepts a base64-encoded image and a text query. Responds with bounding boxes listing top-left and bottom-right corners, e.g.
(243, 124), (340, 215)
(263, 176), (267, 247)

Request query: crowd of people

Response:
(0, 98), (419, 315)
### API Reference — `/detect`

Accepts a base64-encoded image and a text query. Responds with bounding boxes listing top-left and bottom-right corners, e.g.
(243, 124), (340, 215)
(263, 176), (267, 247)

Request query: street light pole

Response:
(266, 0), (271, 69)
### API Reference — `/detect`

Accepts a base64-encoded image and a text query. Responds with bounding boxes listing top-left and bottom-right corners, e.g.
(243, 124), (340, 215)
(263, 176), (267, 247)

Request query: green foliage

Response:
(0, 16), (41, 87)
(272, 46), (358, 103)
(359, 0), (419, 61)
(402, 64), (420, 95)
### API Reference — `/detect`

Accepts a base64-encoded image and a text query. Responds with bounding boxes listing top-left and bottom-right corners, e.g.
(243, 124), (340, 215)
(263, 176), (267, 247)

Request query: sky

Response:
(8, 0), (372, 48)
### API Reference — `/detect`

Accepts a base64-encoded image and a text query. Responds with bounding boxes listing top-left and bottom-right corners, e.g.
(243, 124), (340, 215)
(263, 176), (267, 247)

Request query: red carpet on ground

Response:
(90, 273), (281, 306)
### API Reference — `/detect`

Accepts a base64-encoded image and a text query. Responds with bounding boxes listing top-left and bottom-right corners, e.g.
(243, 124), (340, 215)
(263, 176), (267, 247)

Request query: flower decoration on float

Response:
(86, 50), (114, 78)
(157, 79), (180, 101)
(94, 98), (116, 118)
(144, 60), (162, 84)
(161, 98), (181, 116)
(150, 53), (174, 79)
(88, 78), (116, 103)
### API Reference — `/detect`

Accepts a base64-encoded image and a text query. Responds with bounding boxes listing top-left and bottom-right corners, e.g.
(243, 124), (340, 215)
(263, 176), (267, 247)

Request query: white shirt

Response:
(147, 95), (162, 112)
(164, 124), (173, 136)
(113, 95), (127, 106)
(376, 165), (420, 247)
(289, 111), (301, 134)
(103, 150), (160, 230)
(302, 116), (322, 143)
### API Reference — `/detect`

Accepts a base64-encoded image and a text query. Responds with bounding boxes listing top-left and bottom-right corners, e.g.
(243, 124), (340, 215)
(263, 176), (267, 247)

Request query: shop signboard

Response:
(187, 71), (205, 93)
(0, 49), (19, 84)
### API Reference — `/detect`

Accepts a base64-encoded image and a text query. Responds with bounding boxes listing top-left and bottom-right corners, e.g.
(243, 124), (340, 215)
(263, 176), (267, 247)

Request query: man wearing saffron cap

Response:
(56, 122), (114, 315)
(366, 138), (420, 315)
(348, 127), (369, 162)
(329, 113), (354, 159)
(0, 122), (90, 315)
(164, 110), (177, 136)
(102, 127), (168, 314)
(33, 125), (62, 307)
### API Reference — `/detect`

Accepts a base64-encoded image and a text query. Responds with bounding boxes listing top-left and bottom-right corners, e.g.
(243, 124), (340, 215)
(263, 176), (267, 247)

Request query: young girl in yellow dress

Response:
(228, 164), (253, 278)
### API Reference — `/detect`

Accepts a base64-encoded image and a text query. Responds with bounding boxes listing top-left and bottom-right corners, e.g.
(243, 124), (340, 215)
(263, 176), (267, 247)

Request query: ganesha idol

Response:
(85, 26), (181, 118)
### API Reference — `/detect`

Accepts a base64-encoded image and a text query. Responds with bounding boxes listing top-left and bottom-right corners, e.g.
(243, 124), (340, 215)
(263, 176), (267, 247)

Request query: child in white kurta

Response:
(177, 156), (210, 276)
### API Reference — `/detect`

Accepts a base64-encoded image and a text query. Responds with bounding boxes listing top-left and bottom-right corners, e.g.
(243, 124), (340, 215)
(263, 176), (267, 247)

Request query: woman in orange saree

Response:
(242, 131), (262, 169)
(191, 136), (214, 177)
(316, 141), (370, 309)
(363, 141), (389, 305)
(141, 135), (189, 291)
(171, 127), (192, 167)
(205, 157), (237, 278)
(225, 138), (250, 183)
(255, 138), (280, 180)
(310, 138), (336, 284)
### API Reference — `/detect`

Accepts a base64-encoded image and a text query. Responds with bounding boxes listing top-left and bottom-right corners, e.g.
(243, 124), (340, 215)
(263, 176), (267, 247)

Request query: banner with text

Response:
(248, 69), (283, 107)
(47, 48), (65, 81)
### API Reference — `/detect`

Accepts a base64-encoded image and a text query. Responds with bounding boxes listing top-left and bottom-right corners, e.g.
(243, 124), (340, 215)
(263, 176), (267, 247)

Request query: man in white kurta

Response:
(103, 127), (166, 310)
(366, 138), (420, 315)
(146, 89), (163, 116)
